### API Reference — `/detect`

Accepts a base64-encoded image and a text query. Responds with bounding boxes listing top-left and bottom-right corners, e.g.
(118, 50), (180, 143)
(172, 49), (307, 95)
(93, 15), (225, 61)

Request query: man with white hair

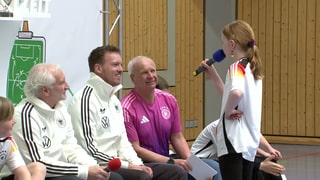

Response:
(12, 63), (122, 180)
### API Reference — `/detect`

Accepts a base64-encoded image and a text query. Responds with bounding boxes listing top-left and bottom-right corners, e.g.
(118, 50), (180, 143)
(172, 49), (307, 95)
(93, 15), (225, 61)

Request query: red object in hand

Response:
(106, 158), (121, 172)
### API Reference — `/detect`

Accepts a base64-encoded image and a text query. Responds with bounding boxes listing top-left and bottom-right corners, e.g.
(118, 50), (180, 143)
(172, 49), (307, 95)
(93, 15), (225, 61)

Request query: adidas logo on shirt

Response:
(141, 115), (150, 124)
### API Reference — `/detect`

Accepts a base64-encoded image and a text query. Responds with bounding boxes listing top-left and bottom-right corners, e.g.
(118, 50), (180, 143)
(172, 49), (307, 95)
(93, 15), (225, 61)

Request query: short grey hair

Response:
(127, 56), (156, 75)
(24, 63), (61, 98)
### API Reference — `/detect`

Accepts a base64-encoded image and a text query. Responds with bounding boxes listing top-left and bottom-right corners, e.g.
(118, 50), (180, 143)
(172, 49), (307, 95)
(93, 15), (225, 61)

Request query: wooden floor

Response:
(272, 143), (320, 180)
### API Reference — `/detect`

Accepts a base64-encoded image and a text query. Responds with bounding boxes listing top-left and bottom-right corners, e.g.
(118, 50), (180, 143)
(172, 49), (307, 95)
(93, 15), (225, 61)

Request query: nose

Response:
(118, 65), (123, 72)
(65, 82), (70, 90)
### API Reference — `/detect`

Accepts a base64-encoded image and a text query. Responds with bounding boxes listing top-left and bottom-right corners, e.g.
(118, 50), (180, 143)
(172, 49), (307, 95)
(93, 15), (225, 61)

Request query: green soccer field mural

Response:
(6, 38), (45, 105)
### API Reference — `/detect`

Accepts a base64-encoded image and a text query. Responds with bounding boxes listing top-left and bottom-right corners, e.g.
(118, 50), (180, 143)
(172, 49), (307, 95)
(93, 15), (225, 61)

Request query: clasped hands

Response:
(226, 109), (243, 120)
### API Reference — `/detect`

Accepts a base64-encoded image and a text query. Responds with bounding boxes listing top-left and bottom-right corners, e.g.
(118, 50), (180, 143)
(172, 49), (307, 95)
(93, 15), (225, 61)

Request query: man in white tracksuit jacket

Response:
(13, 63), (122, 180)
(67, 45), (187, 180)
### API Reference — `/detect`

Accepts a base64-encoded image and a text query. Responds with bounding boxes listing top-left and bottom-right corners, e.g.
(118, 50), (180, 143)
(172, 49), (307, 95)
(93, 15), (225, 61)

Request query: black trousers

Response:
(1, 175), (82, 180)
(2, 172), (123, 180)
(144, 162), (187, 180)
(219, 153), (254, 180)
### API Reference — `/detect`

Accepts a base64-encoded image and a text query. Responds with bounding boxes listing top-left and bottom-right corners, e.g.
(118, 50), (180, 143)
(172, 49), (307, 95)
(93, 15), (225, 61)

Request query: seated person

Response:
(68, 45), (186, 180)
(121, 56), (215, 180)
(0, 96), (46, 180)
(191, 119), (286, 180)
(121, 56), (191, 170)
(12, 63), (122, 180)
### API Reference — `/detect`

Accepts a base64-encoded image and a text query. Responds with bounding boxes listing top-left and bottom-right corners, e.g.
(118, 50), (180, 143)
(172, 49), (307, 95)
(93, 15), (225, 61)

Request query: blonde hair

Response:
(0, 96), (14, 122)
(222, 20), (263, 80)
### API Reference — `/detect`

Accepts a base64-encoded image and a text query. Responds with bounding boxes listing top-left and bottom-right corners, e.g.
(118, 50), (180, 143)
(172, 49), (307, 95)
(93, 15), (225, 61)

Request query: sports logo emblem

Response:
(42, 136), (51, 149)
(101, 116), (110, 129)
(56, 119), (66, 128)
(160, 106), (171, 120)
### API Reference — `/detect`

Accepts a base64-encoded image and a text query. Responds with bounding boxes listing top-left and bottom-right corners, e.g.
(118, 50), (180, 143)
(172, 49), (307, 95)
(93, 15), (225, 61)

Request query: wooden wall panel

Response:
(108, 0), (167, 70)
(279, 0), (288, 135)
(107, 0), (120, 47)
(175, 0), (204, 140)
(264, 0), (274, 135)
(315, 0), (320, 137)
(271, 0), (281, 135)
(237, 0), (320, 144)
(257, 0), (266, 133)
(108, 0), (204, 142)
(296, 0), (307, 136)
(287, 0), (298, 136)
(122, 0), (168, 69)
(305, 0), (316, 136)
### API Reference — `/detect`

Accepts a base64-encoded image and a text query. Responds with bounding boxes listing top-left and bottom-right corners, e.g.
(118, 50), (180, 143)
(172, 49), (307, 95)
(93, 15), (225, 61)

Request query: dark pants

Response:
(45, 172), (123, 180)
(116, 168), (152, 180)
(2, 175), (81, 180)
(144, 162), (188, 180)
(116, 162), (187, 180)
(2, 172), (123, 180)
(45, 176), (81, 180)
(1, 175), (14, 180)
(219, 153), (254, 180)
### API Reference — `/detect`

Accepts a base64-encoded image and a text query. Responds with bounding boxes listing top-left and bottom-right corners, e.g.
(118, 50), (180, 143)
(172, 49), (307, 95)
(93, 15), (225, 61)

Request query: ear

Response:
(41, 86), (50, 97)
(229, 39), (236, 49)
(94, 64), (102, 74)
(130, 74), (135, 82)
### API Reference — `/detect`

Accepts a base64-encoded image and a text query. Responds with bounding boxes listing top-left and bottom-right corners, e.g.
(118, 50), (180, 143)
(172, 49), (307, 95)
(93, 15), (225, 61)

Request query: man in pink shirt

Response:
(121, 56), (191, 180)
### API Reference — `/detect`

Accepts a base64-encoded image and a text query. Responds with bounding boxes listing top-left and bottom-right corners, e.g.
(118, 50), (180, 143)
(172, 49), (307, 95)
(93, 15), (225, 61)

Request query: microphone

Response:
(193, 49), (226, 76)
(103, 158), (121, 172)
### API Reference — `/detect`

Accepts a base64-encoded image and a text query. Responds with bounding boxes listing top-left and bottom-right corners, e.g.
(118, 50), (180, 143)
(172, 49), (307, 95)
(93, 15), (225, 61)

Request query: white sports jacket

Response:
(68, 73), (143, 168)
(13, 97), (97, 179)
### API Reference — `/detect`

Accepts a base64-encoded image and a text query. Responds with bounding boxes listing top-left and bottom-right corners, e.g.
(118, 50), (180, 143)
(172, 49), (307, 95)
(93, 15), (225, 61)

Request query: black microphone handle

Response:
(104, 167), (111, 172)
(193, 58), (214, 76)
(99, 163), (113, 172)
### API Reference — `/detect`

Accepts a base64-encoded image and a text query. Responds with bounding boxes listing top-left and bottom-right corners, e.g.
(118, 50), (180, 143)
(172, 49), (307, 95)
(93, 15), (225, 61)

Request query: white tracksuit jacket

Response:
(68, 73), (143, 169)
(13, 97), (97, 179)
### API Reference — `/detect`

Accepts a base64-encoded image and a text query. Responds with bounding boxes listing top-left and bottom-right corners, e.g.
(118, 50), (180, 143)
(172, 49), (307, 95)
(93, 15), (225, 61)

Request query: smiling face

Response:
(95, 52), (123, 86)
(49, 70), (69, 102)
(130, 57), (158, 92)
(41, 69), (70, 108)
